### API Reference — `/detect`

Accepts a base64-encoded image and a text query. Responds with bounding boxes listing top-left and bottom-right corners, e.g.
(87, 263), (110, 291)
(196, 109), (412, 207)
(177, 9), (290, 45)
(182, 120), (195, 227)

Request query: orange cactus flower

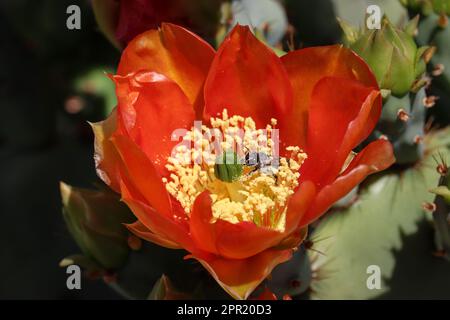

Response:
(91, 23), (395, 300)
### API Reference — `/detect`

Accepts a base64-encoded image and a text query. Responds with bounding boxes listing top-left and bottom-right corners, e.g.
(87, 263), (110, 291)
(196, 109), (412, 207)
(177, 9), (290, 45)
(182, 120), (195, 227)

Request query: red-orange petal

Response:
(190, 191), (218, 254)
(300, 76), (381, 188)
(281, 45), (378, 146)
(284, 181), (316, 233)
(214, 221), (287, 260)
(203, 25), (299, 152)
(190, 191), (284, 259)
(120, 179), (196, 252)
(299, 139), (395, 227)
(188, 248), (292, 300)
(90, 109), (123, 193)
(111, 134), (172, 218)
(113, 71), (195, 177)
(117, 23), (215, 117)
(126, 220), (182, 249)
(214, 184), (316, 258)
(190, 181), (315, 259)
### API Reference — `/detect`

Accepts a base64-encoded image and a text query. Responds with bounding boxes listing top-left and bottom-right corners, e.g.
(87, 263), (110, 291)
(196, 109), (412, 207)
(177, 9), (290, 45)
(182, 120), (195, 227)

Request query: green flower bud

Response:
(60, 182), (135, 270)
(214, 151), (243, 183)
(342, 16), (432, 97)
(400, 0), (434, 16)
(432, 0), (450, 15)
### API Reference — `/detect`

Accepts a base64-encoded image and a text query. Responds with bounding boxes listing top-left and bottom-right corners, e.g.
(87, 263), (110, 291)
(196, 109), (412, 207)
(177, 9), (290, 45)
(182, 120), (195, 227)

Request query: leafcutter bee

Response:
(243, 151), (279, 177)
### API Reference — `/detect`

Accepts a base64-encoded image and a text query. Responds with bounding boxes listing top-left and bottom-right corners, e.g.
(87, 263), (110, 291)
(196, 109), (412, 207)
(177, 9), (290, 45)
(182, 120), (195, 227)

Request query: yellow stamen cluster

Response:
(163, 110), (307, 231)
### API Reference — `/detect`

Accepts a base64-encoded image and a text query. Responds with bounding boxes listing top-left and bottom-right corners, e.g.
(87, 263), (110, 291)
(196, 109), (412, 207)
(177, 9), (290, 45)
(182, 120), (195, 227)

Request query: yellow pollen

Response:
(163, 109), (307, 231)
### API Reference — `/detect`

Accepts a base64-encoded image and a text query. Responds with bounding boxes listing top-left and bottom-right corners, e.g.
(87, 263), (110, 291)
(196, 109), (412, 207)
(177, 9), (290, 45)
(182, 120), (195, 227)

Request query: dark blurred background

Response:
(0, 0), (121, 299)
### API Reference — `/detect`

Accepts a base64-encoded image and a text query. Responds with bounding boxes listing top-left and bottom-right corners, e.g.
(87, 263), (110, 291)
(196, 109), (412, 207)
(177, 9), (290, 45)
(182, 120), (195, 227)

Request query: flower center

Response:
(162, 110), (307, 231)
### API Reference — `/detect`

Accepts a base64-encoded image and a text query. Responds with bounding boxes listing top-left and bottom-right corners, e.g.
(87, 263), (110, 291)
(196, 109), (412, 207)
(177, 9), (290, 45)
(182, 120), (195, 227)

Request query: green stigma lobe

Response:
(214, 151), (243, 183)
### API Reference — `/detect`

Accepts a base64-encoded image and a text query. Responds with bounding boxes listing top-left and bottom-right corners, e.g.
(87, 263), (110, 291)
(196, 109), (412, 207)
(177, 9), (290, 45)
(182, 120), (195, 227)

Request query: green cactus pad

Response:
(308, 128), (450, 299)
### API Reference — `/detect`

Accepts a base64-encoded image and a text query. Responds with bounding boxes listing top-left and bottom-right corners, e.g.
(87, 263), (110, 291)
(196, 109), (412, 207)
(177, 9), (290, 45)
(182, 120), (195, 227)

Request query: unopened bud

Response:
(344, 16), (431, 97)
(432, 0), (450, 16)
(60, 182), (134, 271)
(400, 0), (434, 16)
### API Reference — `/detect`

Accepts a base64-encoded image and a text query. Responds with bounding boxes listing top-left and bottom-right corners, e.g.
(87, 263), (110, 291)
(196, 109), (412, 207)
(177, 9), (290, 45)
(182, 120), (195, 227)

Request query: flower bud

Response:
(60, 182), (134, 270)
(432, 0), (450, 16)
(401, 0), (450, 17)
(341, 16), (432, 97)
(400, 0), (434, 15)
